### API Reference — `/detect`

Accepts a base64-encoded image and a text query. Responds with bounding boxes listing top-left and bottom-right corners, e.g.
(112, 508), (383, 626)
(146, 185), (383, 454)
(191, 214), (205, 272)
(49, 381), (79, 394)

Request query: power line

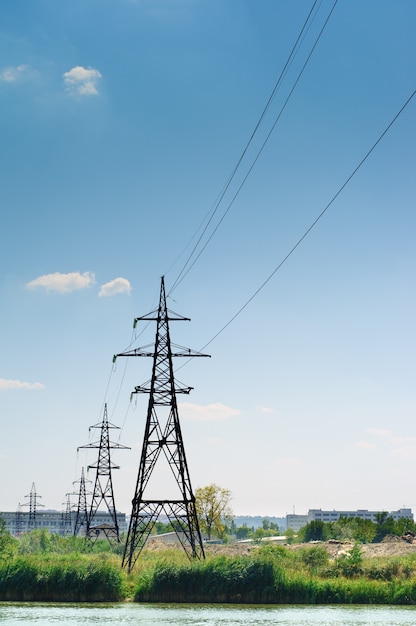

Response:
(92, 1), (332, 421)
(199, 88), (416, 352)
(168, 0), (332, 295)
(171, 0), (339, 294)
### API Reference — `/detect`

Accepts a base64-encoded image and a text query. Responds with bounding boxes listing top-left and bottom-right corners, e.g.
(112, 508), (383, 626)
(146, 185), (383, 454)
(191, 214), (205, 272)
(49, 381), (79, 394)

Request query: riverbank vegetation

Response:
(133, 544), (416, 604)
(0, 553), (126, 601)
(2, 523), (416, 603)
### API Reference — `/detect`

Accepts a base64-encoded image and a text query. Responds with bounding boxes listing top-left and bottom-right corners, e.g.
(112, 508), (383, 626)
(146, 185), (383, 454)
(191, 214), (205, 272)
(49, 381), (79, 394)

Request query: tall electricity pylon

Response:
(73, 467), (90, 536)
(61, 493), (73, 536)
(114, 276), (209, 571)
(22, 483), (44, 531)
(78, 404), (129, 543)
(14, 503), (24, 536)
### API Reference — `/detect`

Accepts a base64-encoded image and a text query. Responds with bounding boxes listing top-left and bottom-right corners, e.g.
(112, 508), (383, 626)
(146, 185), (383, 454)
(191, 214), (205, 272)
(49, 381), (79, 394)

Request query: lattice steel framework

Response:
(79, 403), (129, 543)
(73, 467), (89, 536)
(23, 482), (44, 531)
(114, 276), (209, 571)
(61, 493), (73, 536)
(14, 503), (24, 536)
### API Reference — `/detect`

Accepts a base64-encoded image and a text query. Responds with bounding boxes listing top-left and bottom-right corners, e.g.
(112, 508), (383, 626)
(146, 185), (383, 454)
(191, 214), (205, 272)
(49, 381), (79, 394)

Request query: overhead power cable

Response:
(198, 88), (416, 352)
(168, 0), (330, 295)
(171, 0), (338, 295)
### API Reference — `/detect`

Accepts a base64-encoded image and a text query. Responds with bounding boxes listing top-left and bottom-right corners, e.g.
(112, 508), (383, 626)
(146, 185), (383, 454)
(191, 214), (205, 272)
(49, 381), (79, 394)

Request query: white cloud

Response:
(179, 402), (240, 422)
(366, 427), (394, 440)
(359, 427), (416, 459)
(366, 427), (416, 446)
(354, 439), (377, 450)
(0, 64), (29, 83)
(26, 271), (96, 294)
(63, 66), (102, 96)
(258, 405), (275, 414)
(0, 378), (45, 391)
(99, 277), (131, 297)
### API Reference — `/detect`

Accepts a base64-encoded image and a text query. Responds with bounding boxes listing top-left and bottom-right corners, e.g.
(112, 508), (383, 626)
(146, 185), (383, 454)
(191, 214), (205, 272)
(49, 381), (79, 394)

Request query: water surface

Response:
(1, 603), (416, 625)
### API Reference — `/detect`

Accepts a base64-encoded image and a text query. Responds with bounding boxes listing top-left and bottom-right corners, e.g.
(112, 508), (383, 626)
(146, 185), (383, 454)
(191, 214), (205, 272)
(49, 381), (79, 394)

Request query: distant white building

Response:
(286, 508), (413, 532)
(0, 509), (127, 537)
(286, 514), (309, 532)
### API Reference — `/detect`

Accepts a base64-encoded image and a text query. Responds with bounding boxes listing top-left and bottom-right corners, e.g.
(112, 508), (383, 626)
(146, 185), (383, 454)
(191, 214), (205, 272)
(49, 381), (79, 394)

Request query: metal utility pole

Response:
(60, 493), (73, 536)
(114, 276), (209, 571)
(14, 503), (24, 536)
(23, 482), (44, 531)
(78, 403), (129, 543)
(73, 467), (90, 537)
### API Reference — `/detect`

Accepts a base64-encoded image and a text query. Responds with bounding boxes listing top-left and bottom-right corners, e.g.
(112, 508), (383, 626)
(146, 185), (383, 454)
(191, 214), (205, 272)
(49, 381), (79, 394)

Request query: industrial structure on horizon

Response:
(1, 508), (128, 537)
(286, 508), (414, 532)
(2, 506), (413, 538)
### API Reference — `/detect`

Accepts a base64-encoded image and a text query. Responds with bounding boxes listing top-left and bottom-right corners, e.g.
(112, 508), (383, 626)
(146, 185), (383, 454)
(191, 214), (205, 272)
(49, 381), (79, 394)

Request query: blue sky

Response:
(1, 0), (415, 519)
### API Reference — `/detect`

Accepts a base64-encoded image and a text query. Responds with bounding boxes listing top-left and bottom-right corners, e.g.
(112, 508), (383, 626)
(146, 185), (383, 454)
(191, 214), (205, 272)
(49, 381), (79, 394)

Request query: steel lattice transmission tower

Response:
(79, 403), (130, 543)
(14, 503), (24, 536)
(23, 483), (44, 531)
(61, 493), (73, 536)
(73, 467), (90, 536)
(114, 276), (210, 571)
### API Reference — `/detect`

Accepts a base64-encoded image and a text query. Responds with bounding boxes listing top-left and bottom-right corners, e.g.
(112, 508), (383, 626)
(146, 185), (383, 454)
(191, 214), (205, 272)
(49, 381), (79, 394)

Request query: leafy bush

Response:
(335, 544), (363, 578)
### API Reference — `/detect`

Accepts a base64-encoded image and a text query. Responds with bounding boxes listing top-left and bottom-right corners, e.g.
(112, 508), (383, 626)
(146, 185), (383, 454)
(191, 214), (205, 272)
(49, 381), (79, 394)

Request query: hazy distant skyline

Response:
(1, 0), (415, 518)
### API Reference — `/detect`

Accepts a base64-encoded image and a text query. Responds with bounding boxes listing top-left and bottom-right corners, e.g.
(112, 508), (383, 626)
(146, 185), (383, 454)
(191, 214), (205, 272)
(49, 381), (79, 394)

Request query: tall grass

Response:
(133, 544), (416, 604)
(2, 540), (416, 604)
(0, 554), (126, 602)
(135, 555), (276, 603)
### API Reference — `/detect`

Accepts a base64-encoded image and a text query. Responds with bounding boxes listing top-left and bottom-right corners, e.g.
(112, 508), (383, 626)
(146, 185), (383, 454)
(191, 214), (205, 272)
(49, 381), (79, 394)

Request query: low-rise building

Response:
(286, 508), (413, 531)
(0, 509), (127, 536)
(285, 514), (309, 532)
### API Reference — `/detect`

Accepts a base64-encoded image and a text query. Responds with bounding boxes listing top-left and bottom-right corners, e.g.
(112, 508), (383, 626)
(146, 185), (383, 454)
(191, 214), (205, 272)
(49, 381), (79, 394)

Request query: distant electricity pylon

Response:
(60, 493), (73, 536)
(78, 403), (130, 543)
(14, 503), (24, 536)
(114, 276), (209, 571)
(22, 482), (44, 531)
(73, 467), (90, 537)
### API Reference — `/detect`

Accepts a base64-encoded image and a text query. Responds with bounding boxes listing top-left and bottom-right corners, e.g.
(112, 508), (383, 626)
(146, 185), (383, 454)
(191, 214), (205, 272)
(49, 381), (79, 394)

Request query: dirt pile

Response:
(146, 535), (416, 559)
(204, 535), (416, 559)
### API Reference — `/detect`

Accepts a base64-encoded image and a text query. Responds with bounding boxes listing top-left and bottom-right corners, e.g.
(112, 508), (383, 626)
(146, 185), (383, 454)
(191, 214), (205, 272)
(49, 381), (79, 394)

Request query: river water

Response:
(1, 603), (416, 625)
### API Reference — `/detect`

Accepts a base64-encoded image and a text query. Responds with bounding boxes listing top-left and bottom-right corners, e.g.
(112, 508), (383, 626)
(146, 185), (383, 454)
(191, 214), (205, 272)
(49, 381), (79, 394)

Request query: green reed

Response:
(0, 553), (126, 601)
(2, 541), (416, 604)
(133, 544), (416, 604)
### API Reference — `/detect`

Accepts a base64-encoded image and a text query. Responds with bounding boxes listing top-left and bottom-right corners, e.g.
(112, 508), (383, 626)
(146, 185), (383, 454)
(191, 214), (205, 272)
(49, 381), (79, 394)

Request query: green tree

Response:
(262, 518), (279, 532)
(0, 515), (17, 560)
(330, 517), (376, 544)
(195, 484), (232, 540)
(374, 513), (395, 542)
(284, 527), (296, 544)
(330, 517), (355, 541)
(235, 524), (250, 540)
(353, 518), (376, 544)
(395, 516), (416, 536)
(299, 520), (329, 543)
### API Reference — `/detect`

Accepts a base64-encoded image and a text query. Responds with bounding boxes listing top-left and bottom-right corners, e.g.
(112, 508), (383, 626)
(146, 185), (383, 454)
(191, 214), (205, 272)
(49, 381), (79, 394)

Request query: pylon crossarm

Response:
(134, 308), (190, 323)
(113, 349), (154, 364)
